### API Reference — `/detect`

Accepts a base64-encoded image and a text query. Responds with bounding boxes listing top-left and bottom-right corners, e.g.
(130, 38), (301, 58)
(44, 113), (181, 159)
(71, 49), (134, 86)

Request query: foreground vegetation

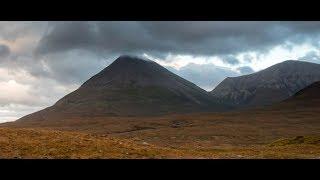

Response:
(1, 127), (320, 159)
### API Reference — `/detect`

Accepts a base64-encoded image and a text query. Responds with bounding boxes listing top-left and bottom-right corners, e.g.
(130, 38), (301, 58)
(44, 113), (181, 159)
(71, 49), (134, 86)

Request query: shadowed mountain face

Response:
(211, 60), (320, 108)
(277, 81), (320, 108)
(18, 55), (228, 122)
(293, 81), (320, 98)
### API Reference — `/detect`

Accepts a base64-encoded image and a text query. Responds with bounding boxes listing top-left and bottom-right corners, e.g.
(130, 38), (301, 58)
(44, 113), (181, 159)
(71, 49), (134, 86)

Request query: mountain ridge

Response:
(211, 60), (320, 108)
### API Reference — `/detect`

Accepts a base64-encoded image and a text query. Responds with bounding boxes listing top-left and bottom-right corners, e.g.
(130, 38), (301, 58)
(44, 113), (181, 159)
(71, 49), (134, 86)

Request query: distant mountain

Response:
(18, 55), (228, 122)
(276, 81), (320, 109)
(211, 60), (320, 108)
(166, 63), (240, 91)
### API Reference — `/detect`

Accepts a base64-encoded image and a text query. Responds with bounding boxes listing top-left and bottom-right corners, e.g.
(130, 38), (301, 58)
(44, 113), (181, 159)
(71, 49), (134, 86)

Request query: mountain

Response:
(274, 81), (320, 109)
(165, 63), (240, 91)
(18, 55), (228, 122)
(211, 60), (320, 108)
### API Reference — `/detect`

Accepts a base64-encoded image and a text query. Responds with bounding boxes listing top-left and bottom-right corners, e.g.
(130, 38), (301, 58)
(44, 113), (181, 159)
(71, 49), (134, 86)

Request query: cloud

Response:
(220, 55), (240, 65)
(32, 49), (114, 85)
(35, 22), (320, 59)
(242, 54), (255, 63)
(166, 63), (240, 91)
(237, 66), (255, 74)
(0, 67), (78, 122)
(0, 80), (33, 106)
(0, 104), (44, 123)
(0, 21), (46, 42)
(0, 44), (10, 58)
(0, 68), (75, 106)
(35, 22), (154, 56)
(298, 51), (320, 64)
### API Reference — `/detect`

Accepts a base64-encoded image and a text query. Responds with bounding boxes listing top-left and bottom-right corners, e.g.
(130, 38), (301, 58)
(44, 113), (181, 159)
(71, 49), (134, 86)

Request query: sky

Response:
(1, 21), (320, 122)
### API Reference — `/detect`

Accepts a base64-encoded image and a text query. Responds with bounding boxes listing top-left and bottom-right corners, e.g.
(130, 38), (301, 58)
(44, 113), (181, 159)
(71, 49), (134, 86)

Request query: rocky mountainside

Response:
(277, 81), (320, 108)
(211, 60), (320, 108)
(18, 55), (228, 122)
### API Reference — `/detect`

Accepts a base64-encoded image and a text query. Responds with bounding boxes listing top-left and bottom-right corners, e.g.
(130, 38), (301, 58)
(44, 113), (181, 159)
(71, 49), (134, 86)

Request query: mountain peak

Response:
(114, 55), (153, 64)
(275, 60), (317, 66)
(281, 60), (297, 63)
(79, 55), (164, 89)
(265, 60), (319, 73)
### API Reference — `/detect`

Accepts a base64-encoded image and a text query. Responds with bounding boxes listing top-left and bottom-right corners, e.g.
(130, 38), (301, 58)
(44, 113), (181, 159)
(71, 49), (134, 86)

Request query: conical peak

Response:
(105, 55), (163, 74)
(81, 55), (175, 88)
(113, 55), (153, 64)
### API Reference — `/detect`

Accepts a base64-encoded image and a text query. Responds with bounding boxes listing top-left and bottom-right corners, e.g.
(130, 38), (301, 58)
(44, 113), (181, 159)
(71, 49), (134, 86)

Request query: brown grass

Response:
(1, 126), (320, 159)
(2, 99), (320, 159)
(0, 127), (203, 159)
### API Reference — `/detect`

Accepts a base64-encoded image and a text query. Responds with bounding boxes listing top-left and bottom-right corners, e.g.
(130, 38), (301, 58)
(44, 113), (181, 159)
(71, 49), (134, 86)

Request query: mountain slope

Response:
(272, 81), (320, 110)
(211, 60), (320, 108)
(18, 55), (227, 122)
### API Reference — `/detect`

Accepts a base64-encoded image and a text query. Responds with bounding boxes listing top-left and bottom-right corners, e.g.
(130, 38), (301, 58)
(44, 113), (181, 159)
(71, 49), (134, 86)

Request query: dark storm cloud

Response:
(35, 21), (320, 59)
(282, 22), (320, 34)
(0, 22), (46, 41)
(221, 55), (240, 65)
(0, 44), (10, 58)
(29, 21), (320, 86)
(31, 50), (111, 85)
(35, 22), (161, 56)
(237, 66), (255, 75)
(6, 21), (320, 86)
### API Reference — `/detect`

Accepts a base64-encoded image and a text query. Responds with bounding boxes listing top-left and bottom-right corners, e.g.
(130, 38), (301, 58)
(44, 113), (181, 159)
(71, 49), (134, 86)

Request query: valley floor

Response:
(2, 106), (320, 159)
(0, 127), (320, 159)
